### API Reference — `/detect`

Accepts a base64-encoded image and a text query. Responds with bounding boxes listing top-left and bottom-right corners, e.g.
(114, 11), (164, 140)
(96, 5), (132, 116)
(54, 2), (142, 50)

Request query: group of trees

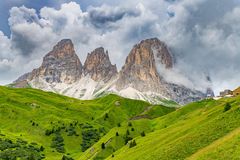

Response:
(0, 137), (45, 160)
(81, 127), (100, 152)
(51, 132), (65, 153)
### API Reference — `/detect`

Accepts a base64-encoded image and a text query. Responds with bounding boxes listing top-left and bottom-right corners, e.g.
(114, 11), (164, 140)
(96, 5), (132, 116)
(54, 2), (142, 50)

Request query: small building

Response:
(233, 87), (240, 96)
(220, 89), (233, 97)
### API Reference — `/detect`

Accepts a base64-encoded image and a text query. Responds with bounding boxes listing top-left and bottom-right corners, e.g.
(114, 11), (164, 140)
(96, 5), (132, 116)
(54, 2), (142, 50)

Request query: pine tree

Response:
(101, 143), (105, 149)
(129, 140), (137, 148)
(128, 122), (132, 127)
(141, 131), (146, 137)
(126, 129), (130, 135)
(224, 103), (232, 112)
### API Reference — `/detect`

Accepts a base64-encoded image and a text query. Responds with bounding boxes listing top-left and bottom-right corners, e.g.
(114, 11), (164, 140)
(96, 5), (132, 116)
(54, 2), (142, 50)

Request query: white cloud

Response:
(0, 0), (239, 95)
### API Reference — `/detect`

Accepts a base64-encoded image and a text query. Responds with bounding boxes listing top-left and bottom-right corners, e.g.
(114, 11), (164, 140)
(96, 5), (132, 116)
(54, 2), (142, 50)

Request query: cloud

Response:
(0, 0), (239, 96)
(87, 5), (141, 29)
(156, 0), (240, 94)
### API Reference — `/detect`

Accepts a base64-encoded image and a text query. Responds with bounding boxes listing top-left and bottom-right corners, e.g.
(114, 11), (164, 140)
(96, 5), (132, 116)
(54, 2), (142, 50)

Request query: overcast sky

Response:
(0, 0), (240, 95)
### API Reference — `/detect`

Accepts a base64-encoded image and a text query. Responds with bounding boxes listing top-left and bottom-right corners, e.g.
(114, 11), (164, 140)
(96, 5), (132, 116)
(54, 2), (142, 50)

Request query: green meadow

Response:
(1, 86), (240, 160)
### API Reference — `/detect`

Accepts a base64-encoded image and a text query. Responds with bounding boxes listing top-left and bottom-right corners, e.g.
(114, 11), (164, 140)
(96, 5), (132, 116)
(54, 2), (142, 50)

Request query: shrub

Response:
(141, 131), (146, 137)
(131, 128), (134, 131)
(116, 132), (119, 136)
(126, 129), (130, 135)
(67, 126), (77, 136)
(40, 146), (45, 151)
(105, 113), (109, 118)
(62, 155), (74, 160)
(128, 122), (132, 127)
(124, 135), (133, 144)
(117, 123), (121, 127)
(101, 143), (105, 149)
(224, 103), (232, 112)
(129, 140), (137, 148)
(51, 132), (65, 153)
(81, 128), (100, 151)
(45, 129), (52, 136)
(0, 138), (44, 159)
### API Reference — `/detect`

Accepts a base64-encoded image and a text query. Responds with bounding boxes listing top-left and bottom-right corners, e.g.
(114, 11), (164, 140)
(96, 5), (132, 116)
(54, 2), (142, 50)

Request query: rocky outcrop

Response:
(13, 37), (209, 105)
(116, 38), (173, 93)
(16, 39), (83, 84)
(116, 38), (205, 104)
(83, 47), (118, 82)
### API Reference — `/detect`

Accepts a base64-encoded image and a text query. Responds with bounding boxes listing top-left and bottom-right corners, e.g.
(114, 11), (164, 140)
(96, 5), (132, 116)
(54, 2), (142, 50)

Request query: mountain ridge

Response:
(12, 38), (210, 105)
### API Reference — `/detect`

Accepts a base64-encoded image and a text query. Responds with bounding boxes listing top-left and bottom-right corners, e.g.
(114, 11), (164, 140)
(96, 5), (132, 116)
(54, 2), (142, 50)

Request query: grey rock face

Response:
(15, 39), (83, 84)
(116, 38), (172, 93)
(39, 39), (83, 84)
(116, 38), (206, 104)
(83, 47), (118, 82)
(13, 37), (209, 105)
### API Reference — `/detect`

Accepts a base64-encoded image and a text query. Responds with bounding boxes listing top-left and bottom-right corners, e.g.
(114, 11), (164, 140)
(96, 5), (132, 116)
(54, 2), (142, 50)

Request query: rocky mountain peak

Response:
(116, 38), (173, 92)
(13, 37), (207, 105)
(39, 39), (82, 84)
(46, 39), (75, 58)
(137, 38), (173, 68)
(15, 39), (83, 84)
(83, 47), (118, 82)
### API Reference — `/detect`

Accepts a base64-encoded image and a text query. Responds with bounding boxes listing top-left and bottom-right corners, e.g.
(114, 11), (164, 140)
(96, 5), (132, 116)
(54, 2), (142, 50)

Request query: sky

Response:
(0, 0), (240, 95)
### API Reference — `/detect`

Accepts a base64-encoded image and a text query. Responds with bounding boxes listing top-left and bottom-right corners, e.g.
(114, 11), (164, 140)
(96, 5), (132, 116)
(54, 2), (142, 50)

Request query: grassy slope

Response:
(0, 86), (174, 159)
(108, 97), (240, 160)
(2, 86), (240, 160)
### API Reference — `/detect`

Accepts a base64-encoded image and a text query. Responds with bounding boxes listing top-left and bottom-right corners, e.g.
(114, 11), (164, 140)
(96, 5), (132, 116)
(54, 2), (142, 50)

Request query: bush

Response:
(105, 113), (109, 119)
(128, 122), (132, 127)
(101, 143), (105, 149)
(126, 129), (130, 135)
(224, 103), (232, 112)
(131, 128), (134, 131)
(67, 126), (77, 136)
(141, 131), (146, 137)
(124, 135), (133, 144)
(40, 146), (45, 151)
(117, 123), (121, 127)
(45, 129), (52, 136)
(0, 138), (44, 159)
(129, 140), (137, 148)
(51, 132), (65, 153)
(116, 132), (119, 136)
(81, 128), (100, 151)
(62, 155), (74, 160)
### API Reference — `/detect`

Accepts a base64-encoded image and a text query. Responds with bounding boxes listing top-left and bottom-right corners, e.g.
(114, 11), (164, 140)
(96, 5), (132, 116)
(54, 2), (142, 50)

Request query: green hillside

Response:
(107, 98), (240, 160)
(0, 86), (174, 159)
(1, 86), (240, 160)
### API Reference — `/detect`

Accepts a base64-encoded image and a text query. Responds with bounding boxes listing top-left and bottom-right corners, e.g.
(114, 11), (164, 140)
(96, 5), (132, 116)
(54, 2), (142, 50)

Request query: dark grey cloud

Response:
(87, 5), (141, 29)
(11, 31), (38, 56)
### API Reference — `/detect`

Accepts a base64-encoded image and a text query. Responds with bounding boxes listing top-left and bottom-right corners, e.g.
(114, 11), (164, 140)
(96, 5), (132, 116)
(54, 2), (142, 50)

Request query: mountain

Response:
(115, 38), (205, 104)
(116, 38), (171, 93)
(1, 86), (239, 160)
(15, 39), (82, 84)
(12, 38), (210, 105)
(83, 47), (118, 82)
